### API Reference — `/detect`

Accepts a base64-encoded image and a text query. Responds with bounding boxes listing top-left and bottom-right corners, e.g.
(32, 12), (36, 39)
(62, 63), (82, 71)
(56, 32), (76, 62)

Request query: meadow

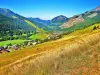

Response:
(29, 33), (49, 40)
(0, 40), (25, 46)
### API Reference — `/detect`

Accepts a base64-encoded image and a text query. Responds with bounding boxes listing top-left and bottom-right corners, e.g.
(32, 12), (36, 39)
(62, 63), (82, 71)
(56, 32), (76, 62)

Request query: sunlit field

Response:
(0, 24), (100, 75)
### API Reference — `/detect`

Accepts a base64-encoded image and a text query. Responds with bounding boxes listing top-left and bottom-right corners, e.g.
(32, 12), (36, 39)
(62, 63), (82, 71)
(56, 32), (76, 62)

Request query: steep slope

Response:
(0, 13), (36, 41)
(0, 13), (15, 35)
(0, 24), (100, 75)
(0, 8), (46, 41)
(0, 8), (42, 32)
(0, 8), (19, 18)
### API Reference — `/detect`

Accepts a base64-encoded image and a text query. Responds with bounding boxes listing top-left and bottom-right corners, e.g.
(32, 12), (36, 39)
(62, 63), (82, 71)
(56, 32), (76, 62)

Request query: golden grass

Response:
(0, 24), (100, 75)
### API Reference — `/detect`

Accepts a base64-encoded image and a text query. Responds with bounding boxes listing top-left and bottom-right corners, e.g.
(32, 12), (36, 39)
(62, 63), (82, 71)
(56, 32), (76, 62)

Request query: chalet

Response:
(11, 44), (19, 50)
(0, 47), (10, 54)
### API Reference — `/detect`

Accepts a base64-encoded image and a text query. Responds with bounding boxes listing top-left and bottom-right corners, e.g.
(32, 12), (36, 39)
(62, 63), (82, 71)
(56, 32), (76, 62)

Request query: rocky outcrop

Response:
(61, 15), (84, 28)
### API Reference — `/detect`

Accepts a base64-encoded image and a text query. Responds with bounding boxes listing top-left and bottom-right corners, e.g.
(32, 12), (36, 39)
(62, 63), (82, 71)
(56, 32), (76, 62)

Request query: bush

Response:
(93, 26), (97, 30)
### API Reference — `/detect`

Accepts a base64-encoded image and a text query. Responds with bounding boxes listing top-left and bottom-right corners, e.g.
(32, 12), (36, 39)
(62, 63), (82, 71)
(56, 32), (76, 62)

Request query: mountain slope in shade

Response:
(0, 8), (18, 18)
(0, 8), (44, 35)
(0, 13), (37, 40)
(0, 13), (15, 34)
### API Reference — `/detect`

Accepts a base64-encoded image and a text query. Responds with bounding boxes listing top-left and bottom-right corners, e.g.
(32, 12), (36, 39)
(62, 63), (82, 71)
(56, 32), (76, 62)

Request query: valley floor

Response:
(0, 28), (100, 75)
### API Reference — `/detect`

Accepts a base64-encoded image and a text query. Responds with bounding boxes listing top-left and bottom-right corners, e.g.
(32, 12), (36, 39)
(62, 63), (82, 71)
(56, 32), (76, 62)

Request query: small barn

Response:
(0, 47), (10, 54)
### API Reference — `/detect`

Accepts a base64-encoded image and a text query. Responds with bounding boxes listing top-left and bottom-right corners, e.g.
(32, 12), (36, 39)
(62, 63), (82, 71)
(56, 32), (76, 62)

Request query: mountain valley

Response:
(0, 5), (100, 75)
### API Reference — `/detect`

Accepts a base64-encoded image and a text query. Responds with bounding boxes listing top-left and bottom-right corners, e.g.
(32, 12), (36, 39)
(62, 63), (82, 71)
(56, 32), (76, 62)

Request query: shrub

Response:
(93, 26), (97, 30)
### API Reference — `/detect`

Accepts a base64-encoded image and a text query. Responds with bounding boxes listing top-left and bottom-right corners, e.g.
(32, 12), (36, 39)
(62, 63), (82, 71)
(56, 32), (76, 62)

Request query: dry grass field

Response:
(0, 24), (100, 75)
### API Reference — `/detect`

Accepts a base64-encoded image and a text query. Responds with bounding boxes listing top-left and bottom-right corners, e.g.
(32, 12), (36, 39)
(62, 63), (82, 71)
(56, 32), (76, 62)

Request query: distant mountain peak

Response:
(51, 15), (68, 23)
(0, 8), (17, 18)
(93, 5), (100, 11)
(0, 8), (12, 13)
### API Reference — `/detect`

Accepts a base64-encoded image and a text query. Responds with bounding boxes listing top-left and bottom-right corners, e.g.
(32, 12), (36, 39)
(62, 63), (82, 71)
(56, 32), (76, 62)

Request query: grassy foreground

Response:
(0, 24), (100, 75)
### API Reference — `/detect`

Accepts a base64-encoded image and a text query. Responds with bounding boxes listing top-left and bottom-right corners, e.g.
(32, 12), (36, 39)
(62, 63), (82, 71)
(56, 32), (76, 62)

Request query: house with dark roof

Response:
(0, 47), (10, 54)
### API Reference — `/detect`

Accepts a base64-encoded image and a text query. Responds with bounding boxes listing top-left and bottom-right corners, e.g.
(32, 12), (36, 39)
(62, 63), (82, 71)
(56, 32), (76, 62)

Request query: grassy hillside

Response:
(62, 10), (100, 34)
(29, 33), (49, 40)
(0, 10), (36, 32)
(25, 20), (45, 33)
(0, 8), (47, 41)
(25, 20), (38, 29)
(0, 24), (100, 75)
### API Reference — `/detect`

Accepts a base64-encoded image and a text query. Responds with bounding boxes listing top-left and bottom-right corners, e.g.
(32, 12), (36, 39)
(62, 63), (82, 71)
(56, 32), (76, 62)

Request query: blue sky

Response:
(0, 0), (100, 20)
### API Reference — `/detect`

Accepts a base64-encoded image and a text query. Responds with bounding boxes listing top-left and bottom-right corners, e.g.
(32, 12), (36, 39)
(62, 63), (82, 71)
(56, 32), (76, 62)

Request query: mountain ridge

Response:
(61, 5), (100, 29)
(92, 5), (100, 11)
(0, 5), (100, 41)
(0, 8), (45, 41)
